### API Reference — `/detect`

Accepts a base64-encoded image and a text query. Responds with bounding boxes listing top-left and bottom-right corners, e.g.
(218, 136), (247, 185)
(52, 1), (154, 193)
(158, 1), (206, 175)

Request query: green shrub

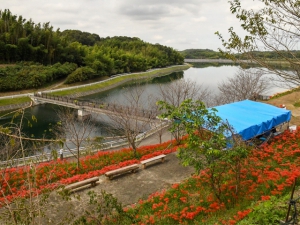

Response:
(238, 195), (289, 224)
(0, 62), (77, 91)
(293, 102), (300, 107)
(64, 66), (96, 84)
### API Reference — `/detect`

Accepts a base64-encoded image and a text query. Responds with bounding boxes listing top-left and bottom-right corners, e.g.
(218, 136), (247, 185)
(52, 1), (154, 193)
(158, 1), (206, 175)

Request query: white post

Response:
(78, 108), (91, 119)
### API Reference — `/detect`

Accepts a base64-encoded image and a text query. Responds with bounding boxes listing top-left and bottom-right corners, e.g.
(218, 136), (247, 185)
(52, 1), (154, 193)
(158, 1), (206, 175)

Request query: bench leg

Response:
(143, 164), (146, 169)
(161, 158), (165, 162)
(131, 169), (138, 173)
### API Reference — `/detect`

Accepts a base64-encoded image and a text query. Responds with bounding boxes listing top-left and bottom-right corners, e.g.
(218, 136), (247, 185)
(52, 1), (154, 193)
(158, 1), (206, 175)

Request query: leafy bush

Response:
(64, 66), (96, 84)
(238, 195), (289, 225)
(0, 62), (77, 91)
(117, 129), (300, 224)
(293, 101), (300, 107)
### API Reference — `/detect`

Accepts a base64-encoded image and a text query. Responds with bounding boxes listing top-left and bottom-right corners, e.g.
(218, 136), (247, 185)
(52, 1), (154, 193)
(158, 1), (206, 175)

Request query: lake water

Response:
(79, 64), (288, 105)
(0, 64), (289, 146)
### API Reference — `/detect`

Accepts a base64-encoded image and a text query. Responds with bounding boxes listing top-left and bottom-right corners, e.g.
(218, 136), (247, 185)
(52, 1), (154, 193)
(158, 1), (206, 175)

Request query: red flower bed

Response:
(140, 146), (179, 161)
(0, 139), (181, 205)
(124, 129), (300, 224)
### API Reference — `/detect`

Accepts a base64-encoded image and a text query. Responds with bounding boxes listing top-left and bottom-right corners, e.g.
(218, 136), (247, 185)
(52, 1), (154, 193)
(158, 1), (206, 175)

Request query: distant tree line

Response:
(0, 9), (184, 91)
(180, 49), (227, 59)
(181, 49), (300, 60)
(239, 51), (300, 60)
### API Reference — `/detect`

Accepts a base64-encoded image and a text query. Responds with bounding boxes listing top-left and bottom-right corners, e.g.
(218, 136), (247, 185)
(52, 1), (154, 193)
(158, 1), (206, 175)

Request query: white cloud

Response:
(193, 17), (207, 22)
(153, 35), (164, 41)
(1, 0), (262, 50)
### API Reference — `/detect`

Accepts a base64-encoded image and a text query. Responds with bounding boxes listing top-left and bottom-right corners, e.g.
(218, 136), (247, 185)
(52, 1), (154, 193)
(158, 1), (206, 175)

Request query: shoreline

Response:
(46, 64), (190, 98)
(0, 64), (191, 111)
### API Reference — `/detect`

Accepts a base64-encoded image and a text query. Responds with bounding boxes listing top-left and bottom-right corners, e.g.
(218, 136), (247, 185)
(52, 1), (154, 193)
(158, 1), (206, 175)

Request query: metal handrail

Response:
(0, 121), (169, 168)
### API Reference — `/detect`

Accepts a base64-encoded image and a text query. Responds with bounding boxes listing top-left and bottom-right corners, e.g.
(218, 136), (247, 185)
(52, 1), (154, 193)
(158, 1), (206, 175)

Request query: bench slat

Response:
(141, 154), (166, 169)
(65, 177), (99, 190)
(141, 154), (166, 164)
(105, 164), (139, 179)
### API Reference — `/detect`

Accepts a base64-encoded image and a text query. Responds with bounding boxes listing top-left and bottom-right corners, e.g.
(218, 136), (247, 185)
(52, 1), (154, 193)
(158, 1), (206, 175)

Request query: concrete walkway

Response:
(46, 151), (194, 223)
(96, 152), (194, 206)
(83, 128), (193, 206)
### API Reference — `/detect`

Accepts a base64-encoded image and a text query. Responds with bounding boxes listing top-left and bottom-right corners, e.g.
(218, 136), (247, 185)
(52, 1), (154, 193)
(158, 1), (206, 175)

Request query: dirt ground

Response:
(266, 91), (300, 125)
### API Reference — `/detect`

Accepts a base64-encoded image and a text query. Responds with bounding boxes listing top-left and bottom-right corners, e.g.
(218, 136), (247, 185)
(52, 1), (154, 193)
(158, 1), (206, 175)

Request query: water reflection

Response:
(79, 71), (184, 104)
(0, 64), (291, 154)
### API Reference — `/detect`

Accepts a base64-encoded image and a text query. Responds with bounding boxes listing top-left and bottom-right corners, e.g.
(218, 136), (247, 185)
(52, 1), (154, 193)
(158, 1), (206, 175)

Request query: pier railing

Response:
(0, 120), (169, 168)
(33, 92), (158, 119)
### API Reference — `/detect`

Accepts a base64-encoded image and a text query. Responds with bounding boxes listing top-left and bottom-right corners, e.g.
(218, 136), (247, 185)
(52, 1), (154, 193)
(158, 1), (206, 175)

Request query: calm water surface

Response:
(0, 64), (289, 141)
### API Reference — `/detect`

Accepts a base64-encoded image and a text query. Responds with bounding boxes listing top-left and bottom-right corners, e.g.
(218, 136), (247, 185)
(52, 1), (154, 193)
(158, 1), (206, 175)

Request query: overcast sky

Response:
(2, 0), (263, 51)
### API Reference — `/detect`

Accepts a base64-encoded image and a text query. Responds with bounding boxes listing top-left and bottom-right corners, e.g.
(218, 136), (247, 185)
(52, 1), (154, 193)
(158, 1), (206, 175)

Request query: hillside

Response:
(180, 48), (300, 61)
(268, 90), (300, 126)
(180, 49), (226, 59)
(0, 9), (184, 91)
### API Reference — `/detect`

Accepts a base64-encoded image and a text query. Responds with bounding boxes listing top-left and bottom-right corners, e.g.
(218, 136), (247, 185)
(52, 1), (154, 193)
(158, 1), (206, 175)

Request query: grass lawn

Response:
(0, 96), (31, 106)
(0, 64), (191, 106)
(53, 65), (190, 96)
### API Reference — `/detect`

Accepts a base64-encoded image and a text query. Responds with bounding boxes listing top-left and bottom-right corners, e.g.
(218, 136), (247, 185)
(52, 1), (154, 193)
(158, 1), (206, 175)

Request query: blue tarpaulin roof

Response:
(212, 100), (291, 140)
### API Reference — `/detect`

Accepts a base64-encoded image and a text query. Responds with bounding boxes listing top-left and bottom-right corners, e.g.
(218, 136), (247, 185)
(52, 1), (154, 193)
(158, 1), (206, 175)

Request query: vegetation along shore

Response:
(1, 1), (300, 224)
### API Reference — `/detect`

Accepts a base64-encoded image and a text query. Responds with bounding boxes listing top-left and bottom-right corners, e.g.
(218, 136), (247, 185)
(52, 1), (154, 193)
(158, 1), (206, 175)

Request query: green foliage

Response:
(157, 99), (251, 202)
(0, 62), (78, 91)
(238, 195), (289, 225)
(61, 30), (100, 46)
(180, 48), (294, 61)
(53, 65), (190, 96)
(270, 87), (300, 100)
(51, 149), (58, 160)
(84, 36), (184, 76)
(216, 0), (300, 85)
(72, 191), (133, 225)
(157, 99), (228, 172)
(64, 66), (96, 84)
(180, 49), (227, 59)
(294, 101), (300, 108)
(0, 9), (184, 88)
(0, 96), (31, 106)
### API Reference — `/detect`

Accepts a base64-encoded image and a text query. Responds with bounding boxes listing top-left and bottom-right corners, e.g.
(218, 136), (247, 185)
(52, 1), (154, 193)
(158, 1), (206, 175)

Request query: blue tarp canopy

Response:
(212, 100), (291, 140)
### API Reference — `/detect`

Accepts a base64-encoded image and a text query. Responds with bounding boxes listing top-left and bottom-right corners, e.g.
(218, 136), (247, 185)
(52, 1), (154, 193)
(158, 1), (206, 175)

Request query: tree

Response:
(216, 0), (300, 87)
(105, 84), (156, 157)
(64, 66), (96, 84)
(54, 107), (99, 169)
(17, 37), (31, 61)
(0, 105), (60, 225)
(0, 128), (21, 162)
(157, 79), (212, 144)
(157, 99), (227, 171)
(158, 78), (212, 107)
(0, 106), (124, 225)
(216, 67), (271, 105)
(144, 100), (169, 145)
(157, 99), (250, 203)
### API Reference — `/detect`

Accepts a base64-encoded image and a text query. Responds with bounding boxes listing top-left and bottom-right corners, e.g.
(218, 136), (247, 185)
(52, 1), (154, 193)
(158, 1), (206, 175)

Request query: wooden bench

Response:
(141, 154), (166, 169)
(64, 176), (99, 192)
(105, 164), (139, 180)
